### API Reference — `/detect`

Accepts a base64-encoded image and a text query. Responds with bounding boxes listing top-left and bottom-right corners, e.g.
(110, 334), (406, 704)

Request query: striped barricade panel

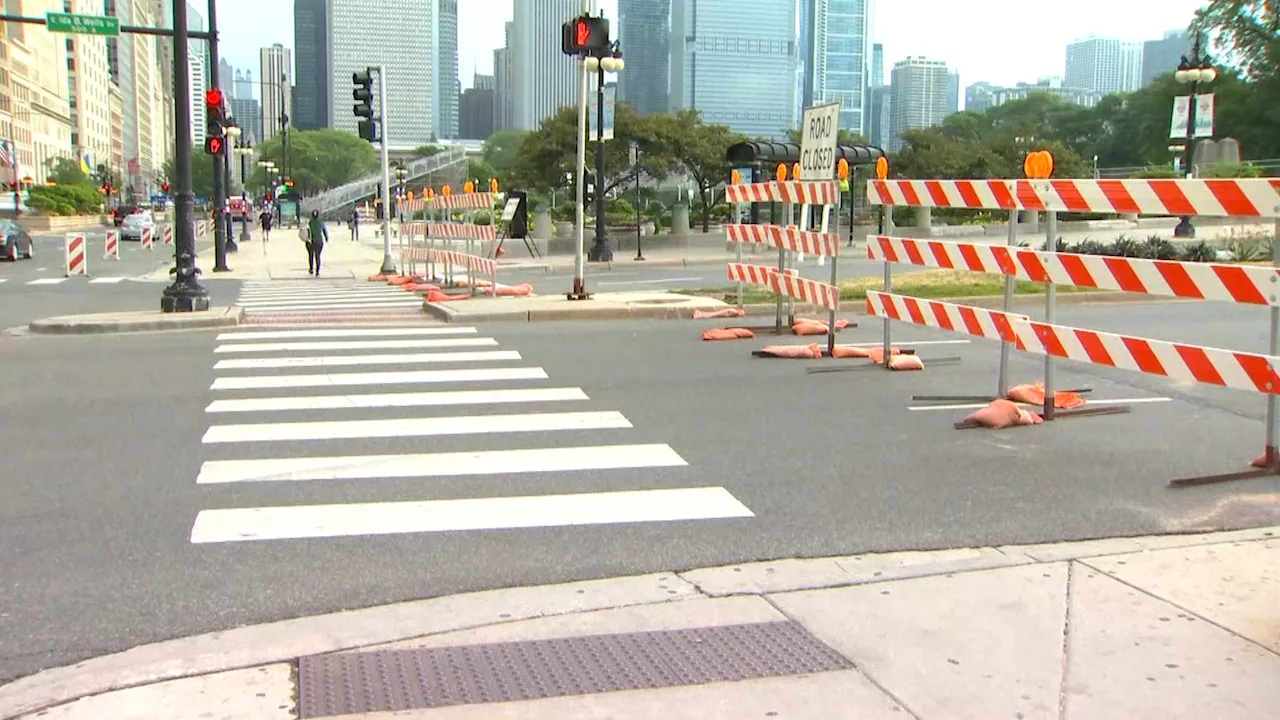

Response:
(725, 182), (778, 204)
(865, 291), (1027, 349)
(1013, 178), (1280, 218)
(727, 263), (839, 310)
(725, 181), (840, 205)
(725, 223), (775, 246)
(1012, 319), (1280, 396)
(726, 224), (840, 257)
(428, 193), (495, 210)
(726, 262), (776, 286)
(426, 223), (497, 240)
(867, 180), (1017, 210)
(867, 235), (1280, 306)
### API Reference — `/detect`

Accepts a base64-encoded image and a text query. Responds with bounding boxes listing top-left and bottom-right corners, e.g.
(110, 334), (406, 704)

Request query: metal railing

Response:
(301, 147), (468, 216)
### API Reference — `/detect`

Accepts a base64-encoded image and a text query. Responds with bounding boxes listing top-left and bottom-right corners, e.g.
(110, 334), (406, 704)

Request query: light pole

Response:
(1173, 32), (1217, 238)
(629, 140), (643, 261)
(584, 48), (623, 262)
(223, 123), (241, 252)
(234, 137), (254, 242)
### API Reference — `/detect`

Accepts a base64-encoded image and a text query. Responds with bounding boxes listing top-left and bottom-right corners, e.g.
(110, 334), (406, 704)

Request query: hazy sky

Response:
(213, 0), (1208, 97)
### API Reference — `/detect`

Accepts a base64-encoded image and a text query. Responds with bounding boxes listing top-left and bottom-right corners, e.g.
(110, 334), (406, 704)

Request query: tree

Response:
(482, 129), (527, 181)
(466, 157), (500, 189)
(784, 127), (870, 146)
(411, 145), (444, 158)
(1195, 0), (1280, 80)
(49, 158), (92, 186)
(161, 151), (215, 198)
(247, 129), (378, 196)
(664, 110), (745, 231)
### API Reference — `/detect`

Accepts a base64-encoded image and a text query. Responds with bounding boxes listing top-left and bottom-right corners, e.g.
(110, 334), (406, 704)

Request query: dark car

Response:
(111, 204), (137, 227)
(1, 219), (32, 261)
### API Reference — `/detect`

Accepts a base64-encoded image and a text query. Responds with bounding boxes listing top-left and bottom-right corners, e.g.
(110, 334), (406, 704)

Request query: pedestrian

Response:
(307, 209), (328, 276)
(258, 205), (273, 242)
(349, 207), (360, 242)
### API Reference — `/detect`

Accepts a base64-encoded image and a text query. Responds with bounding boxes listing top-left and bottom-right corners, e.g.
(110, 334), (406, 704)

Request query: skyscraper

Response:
(493, 22), (514, 132)
(618, 0), (670, 115)
(887, 56), (949, 153)
(293, 0), (330, 131)
(1142, 29), (1190, 86)
(511, 0), (579, 131)
(803, 0), (874, 136)
(1065, 37), (1142, 95)
(218, 58), (235, 96)
(234, 69), (254, 101)
(328, 0), (436, 147)
(459, 74), (495, 140)
(871, 43), (883, 88)
(436, 0), (459, 139)
(670, 0), (799, 139)
(260, 44), (292, 142)
(65, 0), (113, 174)
(946, 71), (960, 114)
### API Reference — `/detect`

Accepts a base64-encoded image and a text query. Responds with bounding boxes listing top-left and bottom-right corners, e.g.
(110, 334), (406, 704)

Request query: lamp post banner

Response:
(1169, 96), (1191, 139)
(1194, 93), (1215, 139)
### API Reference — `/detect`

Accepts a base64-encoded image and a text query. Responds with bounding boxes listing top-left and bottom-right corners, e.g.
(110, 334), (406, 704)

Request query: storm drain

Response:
(296, 620), (852, 717)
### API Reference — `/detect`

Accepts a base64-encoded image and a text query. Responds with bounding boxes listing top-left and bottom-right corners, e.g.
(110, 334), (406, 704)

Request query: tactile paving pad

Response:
(296, 620), (852, 717)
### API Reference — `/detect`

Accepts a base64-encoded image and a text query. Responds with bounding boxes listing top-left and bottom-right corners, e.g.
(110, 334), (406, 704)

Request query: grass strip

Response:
(676, 270), (1103, 304)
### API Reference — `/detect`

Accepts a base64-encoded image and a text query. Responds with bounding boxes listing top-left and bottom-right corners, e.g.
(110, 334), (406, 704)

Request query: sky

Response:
(213, 0), (1209, 98)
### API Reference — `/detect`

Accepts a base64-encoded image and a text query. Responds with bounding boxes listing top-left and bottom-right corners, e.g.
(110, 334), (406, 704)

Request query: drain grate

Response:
(296, 620), (851, 717)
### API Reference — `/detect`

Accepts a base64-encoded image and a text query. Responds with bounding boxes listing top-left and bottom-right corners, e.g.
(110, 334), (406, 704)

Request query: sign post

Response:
(800, 102), (841, 348)
(45, 11), (120, 36)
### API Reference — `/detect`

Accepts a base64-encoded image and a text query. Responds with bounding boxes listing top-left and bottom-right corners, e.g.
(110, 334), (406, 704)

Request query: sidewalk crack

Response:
(1057, 561), (1076, 720)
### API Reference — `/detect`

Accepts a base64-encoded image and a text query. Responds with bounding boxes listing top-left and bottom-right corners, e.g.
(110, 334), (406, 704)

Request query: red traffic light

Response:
(575, 19), (590, 46)
(562, 16), (609, 55)
(205, 88), (223, 106)
(204, 136), (225, 155)
(162, 183), (170, 193)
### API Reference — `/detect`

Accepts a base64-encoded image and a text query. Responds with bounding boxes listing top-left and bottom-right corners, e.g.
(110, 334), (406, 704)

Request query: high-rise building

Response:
(229, 97), (262, 144)
(1142, 29), (1190, 86)
(619, 0), (671, 115)
(492, 23), (514, 133)
(887, 56), (949, 153)
(459, 74), (495, 140)
(1065, 37), (1142, 95)
(259, 43), (292, 142)
(871, 43), (883, 88)
(101, 0), (165, 193)
(435, 0), (458, 139)
(218, 58), (235, 96)
(799, 0), (814, 108)
(189, 47), (208, 145)
(293, 0), (329, 131)
(64, 0), (114, 176)
(7, 0), (73, 183)
(965, 77), (1105, 114)
(234, 69), (254, 101)
(803, 0), (873, 137)
(327, 0), (436, 147)
(511, 0), (578, 131)
(671, 0), (799, 140)
(946, 71), (959, 114)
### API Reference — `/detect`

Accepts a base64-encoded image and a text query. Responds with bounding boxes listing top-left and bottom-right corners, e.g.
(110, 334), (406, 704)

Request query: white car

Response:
(121, 210), (154, 241)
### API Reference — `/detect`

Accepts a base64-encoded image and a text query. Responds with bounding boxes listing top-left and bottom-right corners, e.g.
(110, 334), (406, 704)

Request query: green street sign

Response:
(46, 12), (120, 37)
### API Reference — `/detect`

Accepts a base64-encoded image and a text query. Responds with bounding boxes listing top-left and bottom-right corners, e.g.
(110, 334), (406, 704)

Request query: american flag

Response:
(0, 141), (11, 168)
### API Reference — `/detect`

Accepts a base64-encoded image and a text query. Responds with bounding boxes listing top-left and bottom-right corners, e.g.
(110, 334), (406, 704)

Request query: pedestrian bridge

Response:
(301, 147), (468, 218)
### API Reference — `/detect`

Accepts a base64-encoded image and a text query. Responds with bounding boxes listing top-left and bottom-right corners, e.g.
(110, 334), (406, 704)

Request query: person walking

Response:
(349, 207), (360, 242)
(307, 210), (329, 276)
(258, 205), (273, 242)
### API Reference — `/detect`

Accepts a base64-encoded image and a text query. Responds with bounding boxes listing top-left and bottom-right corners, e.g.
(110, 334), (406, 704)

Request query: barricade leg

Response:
(1043, 211), (1058, 420)
(733, 200), (744, 310)
(880, 207), (893, 368)
(824, 205), (838, 356)
(996, 206), (1017, 396)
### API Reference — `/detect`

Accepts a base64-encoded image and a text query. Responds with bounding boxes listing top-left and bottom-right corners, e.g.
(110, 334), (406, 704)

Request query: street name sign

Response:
(799, 102), (841, 180)
(46, 12), (120, 37)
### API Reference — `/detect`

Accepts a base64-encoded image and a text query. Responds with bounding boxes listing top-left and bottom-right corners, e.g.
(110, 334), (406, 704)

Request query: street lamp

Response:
(1172, 33), (1217, 238)
(584, 47), (623, 263)
(222, 123), (242, 252)
(233, 136), (254, 242)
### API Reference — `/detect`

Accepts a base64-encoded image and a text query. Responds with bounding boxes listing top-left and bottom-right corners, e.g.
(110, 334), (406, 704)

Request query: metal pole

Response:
(569, 0), (590, 298)
(997, 199), (1018, 397)
(777, 202), (790, 333)
(238, 152), (250, 242)
(160, 0), (209, 313)
(588, 63), (612, 262)
(1266, 217), (1280, 466)
(223, 138), (237, 252)
(1043, 209), (1058, 420)
(376, 66), (395, 274)
(826, 203), (837, 356)
(206, 0), (228, 272)
(635, 150), (644, 261)
(881, 206), (892, 367)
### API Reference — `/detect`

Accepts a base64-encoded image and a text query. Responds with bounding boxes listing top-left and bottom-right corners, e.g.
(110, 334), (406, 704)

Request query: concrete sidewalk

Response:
(143, 224), (389, 282)
(2, 527), (1276, 719)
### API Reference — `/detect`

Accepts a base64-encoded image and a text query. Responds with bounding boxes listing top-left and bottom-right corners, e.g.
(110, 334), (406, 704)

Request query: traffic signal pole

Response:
(206, 0), (230, 271)
(377, 66), (395, 275)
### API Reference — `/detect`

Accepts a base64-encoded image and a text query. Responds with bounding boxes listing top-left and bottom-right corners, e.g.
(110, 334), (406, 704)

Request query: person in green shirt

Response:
(306, 210), (328, 276)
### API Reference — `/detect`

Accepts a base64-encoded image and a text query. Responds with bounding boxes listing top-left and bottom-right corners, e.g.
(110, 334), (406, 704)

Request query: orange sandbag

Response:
(887, 354), (925, 371)
(425, 289), (470, 302)
(1250, 452), (1280, 468)
(403, 282), (439, 292)
(866, 346), (903, 364)
(386, 275), (414, 286)
(831, 345), (872, 359)
(791, 318), (851, 335)
(368, 274), (390, 282)
(963, 399), (1043, 429)
(693, 308), (746, 319)
(701, 327), (755, 341)
(1006, 382), (1087, 409)
(486, 283), (534, 297)
(759, 343), (823, 359)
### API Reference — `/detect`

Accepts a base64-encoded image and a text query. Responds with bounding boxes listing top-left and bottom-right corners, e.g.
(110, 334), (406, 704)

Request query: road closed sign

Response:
(799, 102), (841, 181)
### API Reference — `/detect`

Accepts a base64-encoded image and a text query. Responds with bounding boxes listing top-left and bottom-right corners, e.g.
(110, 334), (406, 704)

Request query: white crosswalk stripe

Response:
(234, 280), (424, 318)
(190, 324), (753, 544)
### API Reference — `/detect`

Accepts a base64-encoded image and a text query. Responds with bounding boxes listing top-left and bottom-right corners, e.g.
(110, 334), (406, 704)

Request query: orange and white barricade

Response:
(723, 176), (842, 347)
(64, 233), (87, 276)
(162, 225), (173, 245)
(104, 229), (119, 260)
(196, 220), (206, 238)
(425, 248), (498, 299)
(140, 226), (153, 250)
(866, 160), (1280, 485)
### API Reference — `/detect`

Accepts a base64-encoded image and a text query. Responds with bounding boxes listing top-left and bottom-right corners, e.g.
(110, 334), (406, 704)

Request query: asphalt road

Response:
(2, 300), (1278, 684)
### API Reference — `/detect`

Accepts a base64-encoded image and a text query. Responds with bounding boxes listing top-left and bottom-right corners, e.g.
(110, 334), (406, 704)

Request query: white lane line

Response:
(0, 278), (6, 283)
(216, 327), (477, 341)
(189, 487), (754, 543)
(595, 276), (703, 287)
(201, 410), (632, 443)
(239, 300), (425, 311)
(89, 277), (128, 284)
(27, 278), (66, 285)
(236, 291), (409, 302)
(206, 386), (589, 413)
(197, 443), (687, 484)
(211, 366), (548, 390)
(907, 397), (1173, 411)
(215, 338), (497, 353)
(213, 350), (521, 370)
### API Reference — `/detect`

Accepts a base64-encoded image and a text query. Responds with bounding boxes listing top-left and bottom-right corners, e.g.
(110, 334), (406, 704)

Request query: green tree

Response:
(49, 157), (92, 186)
(247, 129), (379, 195)
(466, 157), (500, 189)
(1195, 0), (1280, 80)
(663, 110), (745, 231)
(482, 129), (527, 181)
(411, 144), (444, 158)
(161, 151), (216, 198)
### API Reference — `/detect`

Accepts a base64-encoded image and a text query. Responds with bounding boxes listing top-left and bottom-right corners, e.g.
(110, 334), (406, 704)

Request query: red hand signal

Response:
(575, 19), (590, 47)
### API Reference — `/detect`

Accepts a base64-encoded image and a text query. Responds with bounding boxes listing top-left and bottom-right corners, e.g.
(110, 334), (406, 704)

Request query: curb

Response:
(423, 300), (715, 323)
(1, 525), (1273, 720)
(27, 306), (244, 335)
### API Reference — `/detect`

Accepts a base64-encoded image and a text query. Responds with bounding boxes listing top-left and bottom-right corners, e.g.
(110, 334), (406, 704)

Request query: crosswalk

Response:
(191, 325), (753, 544)
(0, 276), (157, 285)
(235, 280), (425, 320)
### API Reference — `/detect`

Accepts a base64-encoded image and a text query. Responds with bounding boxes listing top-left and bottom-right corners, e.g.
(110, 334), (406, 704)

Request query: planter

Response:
(553, 220), (573, 238)
(20, 214), (109, 233)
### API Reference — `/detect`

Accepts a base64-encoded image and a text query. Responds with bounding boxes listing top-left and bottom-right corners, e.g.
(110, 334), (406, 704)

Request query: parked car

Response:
(121, 210), (154, 241)
(1, 219), (32, 260)
(111, 204), (138, 227)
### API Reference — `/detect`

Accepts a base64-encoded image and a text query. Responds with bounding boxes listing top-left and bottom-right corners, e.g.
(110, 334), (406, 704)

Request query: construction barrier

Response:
(196, 220), (206, 238)
(104, 230), (119, 260)
(140, 226), (153, 251)
(723, 179), (842, 349)
(64, 233), (86, 277)
(866, 170), (1280, 486)
(163, 225), (173, 245)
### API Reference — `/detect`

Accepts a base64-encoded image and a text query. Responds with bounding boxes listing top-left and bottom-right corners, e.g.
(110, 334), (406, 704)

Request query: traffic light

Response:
(352, 70), (378, 143)
(561, 15), (610, 55)
(204, 88), (225, 155)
